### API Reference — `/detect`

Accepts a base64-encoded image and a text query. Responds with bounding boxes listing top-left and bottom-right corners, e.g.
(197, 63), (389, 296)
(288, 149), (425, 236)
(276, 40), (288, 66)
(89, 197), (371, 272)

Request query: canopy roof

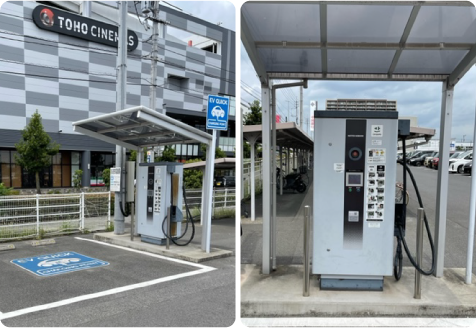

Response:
(72, 106), (212, 151)
(243, 122), (314, 150)
(242, 1), (476, 85)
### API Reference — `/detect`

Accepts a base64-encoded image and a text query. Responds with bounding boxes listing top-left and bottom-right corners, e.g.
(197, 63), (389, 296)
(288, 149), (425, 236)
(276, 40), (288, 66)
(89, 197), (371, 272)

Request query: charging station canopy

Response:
(72, 106), (212, 150)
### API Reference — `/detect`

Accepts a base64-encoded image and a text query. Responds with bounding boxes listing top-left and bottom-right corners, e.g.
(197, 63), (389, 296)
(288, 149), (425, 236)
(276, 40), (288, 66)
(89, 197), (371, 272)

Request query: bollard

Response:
(130, 202), (135, 241)
(303, 205), (310, 297)
(166, 207), (171, 250)
(414, 207), (424, 299)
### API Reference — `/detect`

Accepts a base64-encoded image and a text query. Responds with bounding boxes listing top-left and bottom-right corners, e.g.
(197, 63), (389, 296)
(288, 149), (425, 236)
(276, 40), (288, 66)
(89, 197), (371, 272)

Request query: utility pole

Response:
(143, 1), (165, 161)
(149, 1), (162, 115)
(114, 1), (128, 234)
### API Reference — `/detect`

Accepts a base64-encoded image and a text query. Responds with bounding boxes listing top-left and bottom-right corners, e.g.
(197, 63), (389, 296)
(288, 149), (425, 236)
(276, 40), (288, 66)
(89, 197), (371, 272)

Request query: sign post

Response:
(201, 95), (229, 252)
(110, 167), (121, 192)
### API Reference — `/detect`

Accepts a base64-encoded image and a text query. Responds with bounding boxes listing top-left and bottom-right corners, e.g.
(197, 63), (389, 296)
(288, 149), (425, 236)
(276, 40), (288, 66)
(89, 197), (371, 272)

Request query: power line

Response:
(241, 80), (261, 97)
(0, 69), (209, 101)
(0, 12), (236, 79)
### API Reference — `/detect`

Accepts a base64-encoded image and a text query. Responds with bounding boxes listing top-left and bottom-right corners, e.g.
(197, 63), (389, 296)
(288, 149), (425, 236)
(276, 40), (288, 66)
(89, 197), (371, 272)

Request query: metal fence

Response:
(0, 188), (234, 242)
(183, 188), (236, 215)
(0, 192), (110, 241)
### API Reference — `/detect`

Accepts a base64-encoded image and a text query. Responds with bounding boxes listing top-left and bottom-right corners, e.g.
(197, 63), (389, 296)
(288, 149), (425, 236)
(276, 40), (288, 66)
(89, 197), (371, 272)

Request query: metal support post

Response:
(303, 205), (310, 297)
(250, 138), (256, 221)
(272, 85), (277, 270)
(36, 194), (40, 237)
(466, 104), (476, 284)
(130, 203), (135, 241)
(114, 1), (127, 235)
(279, 147), (283, 195)
(415, 208), (424, 299)
(434, 82), (454, 277)
(300, 84), (303, 127)
(262, 86), (272, 274)
(166, 206), (171, 249)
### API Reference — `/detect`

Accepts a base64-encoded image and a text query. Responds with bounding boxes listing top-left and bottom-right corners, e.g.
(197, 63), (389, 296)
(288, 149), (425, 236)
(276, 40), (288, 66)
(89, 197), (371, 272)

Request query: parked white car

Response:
(449, 151), (473, 173)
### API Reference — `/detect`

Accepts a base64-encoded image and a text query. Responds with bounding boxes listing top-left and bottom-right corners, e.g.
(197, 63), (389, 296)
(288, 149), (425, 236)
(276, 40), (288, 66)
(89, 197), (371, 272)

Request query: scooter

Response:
(276, 168), (307, 193)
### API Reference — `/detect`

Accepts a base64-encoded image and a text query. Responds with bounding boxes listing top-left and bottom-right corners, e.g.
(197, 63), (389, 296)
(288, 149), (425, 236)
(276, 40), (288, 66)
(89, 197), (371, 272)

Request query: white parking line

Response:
(0, 237), (215, 321)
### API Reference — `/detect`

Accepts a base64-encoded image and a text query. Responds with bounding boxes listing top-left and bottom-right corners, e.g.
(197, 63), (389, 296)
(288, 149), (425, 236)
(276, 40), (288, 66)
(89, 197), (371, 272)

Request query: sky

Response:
(239, 2), (476, 143)
(166, 1), (236, 31)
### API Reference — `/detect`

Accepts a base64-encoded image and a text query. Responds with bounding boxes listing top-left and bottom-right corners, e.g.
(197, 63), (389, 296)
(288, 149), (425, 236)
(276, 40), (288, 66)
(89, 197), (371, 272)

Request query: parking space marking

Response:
(0, 237), (215, 321)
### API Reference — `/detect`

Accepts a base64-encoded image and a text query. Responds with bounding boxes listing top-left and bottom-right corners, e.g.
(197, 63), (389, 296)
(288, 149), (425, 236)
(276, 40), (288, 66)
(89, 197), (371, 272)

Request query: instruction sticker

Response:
(372, 139), (382, 146)
(368, 148), (386, 164)
(334, 163), (344, 173)
(371, 125), (383, 137)
(368, 222), (381, 228)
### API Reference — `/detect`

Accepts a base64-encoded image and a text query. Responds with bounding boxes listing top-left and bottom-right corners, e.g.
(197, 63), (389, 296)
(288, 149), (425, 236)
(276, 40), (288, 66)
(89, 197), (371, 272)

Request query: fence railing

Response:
(183, 188), (236, 215)
(0, 192), (110, 241)
(1, 188), (235, 242)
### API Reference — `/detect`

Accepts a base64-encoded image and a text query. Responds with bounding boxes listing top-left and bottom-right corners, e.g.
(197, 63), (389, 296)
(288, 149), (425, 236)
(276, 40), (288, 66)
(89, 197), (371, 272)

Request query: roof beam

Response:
(320, 3), (328, 78)
(137, 111), (212, 145)
(118, 131), (170, 141)
(448, 44), (476, 87)
(97, 121), (152, 134)
(255, 41), (472, 51)
(241, 10), (269, 86)
(268, 72), (448, 81)
(73, 126), (140, 151)
(246, 1), (472, 5)
(388, 4), (421, 77)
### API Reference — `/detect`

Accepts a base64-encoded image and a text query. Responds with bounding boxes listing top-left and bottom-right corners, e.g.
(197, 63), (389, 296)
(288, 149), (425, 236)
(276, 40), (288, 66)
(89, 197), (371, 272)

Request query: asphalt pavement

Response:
(0, 217), (235, 327)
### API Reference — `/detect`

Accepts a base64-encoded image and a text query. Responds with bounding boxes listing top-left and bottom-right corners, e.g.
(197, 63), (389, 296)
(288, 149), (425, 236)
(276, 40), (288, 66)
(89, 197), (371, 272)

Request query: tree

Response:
(15, 110), (60, 193)
(243, 100), (262, 125)
(201, 144), (226, 160)
(129, 148), (147, 162)
(243, 141), (251, 158)
(183, 159), (204, 189)
(156, 146), (176, 162)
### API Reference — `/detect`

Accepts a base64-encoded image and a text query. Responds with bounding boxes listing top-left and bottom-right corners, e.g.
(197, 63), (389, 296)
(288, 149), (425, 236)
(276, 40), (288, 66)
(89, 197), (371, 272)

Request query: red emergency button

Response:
(352, 150), (359, 158)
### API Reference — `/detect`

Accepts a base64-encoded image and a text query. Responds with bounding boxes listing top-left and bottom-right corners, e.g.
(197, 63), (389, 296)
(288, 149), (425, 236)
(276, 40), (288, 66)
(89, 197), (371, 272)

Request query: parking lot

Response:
(397, 163), (476, 274)
(0, 218), (235, 327)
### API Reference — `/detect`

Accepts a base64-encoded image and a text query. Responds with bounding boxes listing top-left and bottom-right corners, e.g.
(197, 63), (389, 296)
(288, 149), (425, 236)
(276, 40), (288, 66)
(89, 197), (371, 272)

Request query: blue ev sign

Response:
(11, 251), (109, 277)
(206, 95), (230, 131)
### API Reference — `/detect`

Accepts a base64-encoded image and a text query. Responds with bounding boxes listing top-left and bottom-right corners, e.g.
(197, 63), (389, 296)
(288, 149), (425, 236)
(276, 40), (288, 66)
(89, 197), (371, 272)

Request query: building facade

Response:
(0, 1), (235, 188)
(326, 99), (397, 111)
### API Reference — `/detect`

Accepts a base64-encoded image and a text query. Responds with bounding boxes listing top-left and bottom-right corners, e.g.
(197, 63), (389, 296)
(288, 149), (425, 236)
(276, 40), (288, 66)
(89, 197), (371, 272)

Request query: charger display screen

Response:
(346, 172), (363, 187)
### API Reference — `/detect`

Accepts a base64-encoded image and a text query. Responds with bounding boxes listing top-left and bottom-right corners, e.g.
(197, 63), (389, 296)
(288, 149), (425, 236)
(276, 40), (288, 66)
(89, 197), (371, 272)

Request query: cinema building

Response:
(0, 1), (235, 189)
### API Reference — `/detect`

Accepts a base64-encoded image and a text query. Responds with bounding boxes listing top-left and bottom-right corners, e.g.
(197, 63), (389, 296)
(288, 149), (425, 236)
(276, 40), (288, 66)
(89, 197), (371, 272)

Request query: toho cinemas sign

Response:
(32, 5), (138, 51)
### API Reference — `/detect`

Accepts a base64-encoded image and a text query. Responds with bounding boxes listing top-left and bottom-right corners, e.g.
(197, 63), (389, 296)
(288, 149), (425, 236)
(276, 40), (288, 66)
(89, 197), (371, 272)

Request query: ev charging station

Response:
(313, 110), (398, 290)
(72, 106), (215, 252)
(137, 162), (184, 245)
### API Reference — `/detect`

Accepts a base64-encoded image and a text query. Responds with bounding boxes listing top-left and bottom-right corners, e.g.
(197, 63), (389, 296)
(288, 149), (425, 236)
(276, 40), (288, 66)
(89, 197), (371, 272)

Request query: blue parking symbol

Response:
(11, 251), (109, 277)
(207, 95), (229, 130)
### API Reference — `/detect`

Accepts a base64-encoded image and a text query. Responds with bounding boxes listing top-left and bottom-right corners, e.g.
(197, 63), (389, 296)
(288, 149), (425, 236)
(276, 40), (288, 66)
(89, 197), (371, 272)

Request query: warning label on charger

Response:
(368, 148), (386, 164)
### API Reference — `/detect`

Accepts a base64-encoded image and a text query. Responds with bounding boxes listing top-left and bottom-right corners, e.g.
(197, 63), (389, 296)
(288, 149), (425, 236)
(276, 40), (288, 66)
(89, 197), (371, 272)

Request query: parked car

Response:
(449, 151), (473, 174)
(223, 176), (235, 187)
(464, 161), (472, 175)
(426, 152), (438, 168)
(432, 155), (440, 170)
(449, 151), (469, 167)
(424, 151), (438, 167)
(407, 150), (434, 165)
(214, 176), (225, 187)
(214, 176), (235, 187)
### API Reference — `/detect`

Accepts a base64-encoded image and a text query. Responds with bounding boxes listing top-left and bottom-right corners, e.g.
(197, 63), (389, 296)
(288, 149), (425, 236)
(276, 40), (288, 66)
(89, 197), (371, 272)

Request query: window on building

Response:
(218, 137), (235, 152)
(165, 25), (221, 55)
(90, 152), (115, 186)
(167, 75), (189, 92)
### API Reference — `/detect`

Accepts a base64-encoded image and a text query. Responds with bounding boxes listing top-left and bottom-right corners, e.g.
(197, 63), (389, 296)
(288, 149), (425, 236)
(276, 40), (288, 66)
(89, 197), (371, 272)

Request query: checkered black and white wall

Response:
(0, 1), (235, 150)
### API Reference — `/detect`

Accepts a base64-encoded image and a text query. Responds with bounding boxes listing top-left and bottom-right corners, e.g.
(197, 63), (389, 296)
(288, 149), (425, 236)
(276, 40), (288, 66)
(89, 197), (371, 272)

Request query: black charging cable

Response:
(394, 138), (436, 277)
(161, 173), (195, 246)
